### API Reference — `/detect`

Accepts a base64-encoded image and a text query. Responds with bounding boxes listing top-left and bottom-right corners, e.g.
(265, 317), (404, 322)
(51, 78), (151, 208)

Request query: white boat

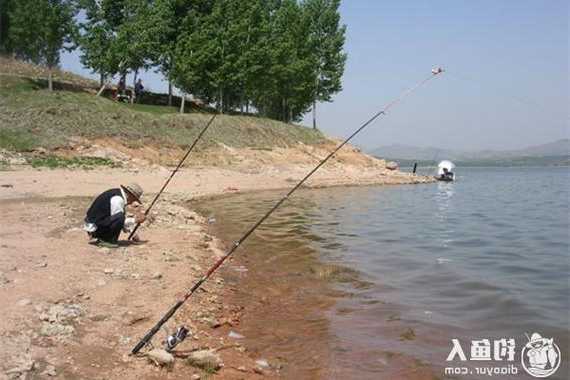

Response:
(435, 160), (456, 182)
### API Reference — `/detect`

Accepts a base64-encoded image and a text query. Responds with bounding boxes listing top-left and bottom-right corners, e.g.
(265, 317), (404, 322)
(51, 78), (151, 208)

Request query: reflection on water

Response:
(436, 182), (456, 248)
(193, 167), (569, 379)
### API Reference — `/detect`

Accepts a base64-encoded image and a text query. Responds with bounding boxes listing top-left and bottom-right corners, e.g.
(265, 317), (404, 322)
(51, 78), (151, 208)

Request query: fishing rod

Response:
(128, 113), (217, 240)
(130, 68), (445, 355)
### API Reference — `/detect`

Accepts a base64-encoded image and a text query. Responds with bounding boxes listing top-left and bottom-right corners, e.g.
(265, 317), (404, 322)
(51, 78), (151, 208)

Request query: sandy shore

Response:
(0, 163), (434, 379)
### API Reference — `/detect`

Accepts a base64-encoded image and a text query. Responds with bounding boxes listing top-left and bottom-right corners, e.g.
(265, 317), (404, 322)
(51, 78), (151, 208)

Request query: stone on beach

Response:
(146, 349), (174, 366)
(17, 299), (32, 307)
(386, 161), (399, 170)
(42, 365), (57, 377)
(255, 359), (270, 368)
(186, 349), (223, 371)
(228, 331), (244, 339)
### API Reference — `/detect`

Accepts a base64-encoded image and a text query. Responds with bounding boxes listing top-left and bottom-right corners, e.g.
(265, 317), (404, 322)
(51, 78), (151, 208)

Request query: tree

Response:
(151, 0), (194, 106)
(172, 0), (246, 113)
(77, 0), (126, 86)
(303, 0), (346, 129)
(78, 0), (171, 98)
(0, 0), (13, 54)
(8, 0), (76, 91)
(115, 0), (167, 92)
(252, 0), (316, 122)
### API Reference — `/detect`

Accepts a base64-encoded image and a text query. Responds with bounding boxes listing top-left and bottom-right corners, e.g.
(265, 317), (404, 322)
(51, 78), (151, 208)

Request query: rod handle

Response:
(131, 300), (184, 355)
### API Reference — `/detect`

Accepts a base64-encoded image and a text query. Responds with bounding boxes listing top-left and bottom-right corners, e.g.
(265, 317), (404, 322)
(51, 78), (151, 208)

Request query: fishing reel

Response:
(164, 326), (190, 352)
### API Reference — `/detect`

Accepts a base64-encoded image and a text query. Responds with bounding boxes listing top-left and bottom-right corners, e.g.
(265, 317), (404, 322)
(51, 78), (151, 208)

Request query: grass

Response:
(0, 128), (39, 151)
(0, 68), (326, 153)
(119, 102), (180, 115)
(28, 155), (120, 169)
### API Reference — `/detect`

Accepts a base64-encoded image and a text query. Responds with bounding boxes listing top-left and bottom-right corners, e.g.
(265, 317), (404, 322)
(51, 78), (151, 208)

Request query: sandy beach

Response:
(0, 155), (434, 379)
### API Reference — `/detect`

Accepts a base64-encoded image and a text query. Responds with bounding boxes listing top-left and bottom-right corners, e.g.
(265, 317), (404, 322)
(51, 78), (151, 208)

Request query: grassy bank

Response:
(0, 61), (325, 153)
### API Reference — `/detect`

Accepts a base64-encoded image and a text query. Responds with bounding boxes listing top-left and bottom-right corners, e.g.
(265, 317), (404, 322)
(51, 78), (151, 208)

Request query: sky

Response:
(61, 0), (568, 152)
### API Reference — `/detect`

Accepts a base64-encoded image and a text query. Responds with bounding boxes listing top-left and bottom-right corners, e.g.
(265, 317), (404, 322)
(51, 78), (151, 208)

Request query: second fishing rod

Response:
(128, 113), (217, 240)
(131, 67), (444, 354)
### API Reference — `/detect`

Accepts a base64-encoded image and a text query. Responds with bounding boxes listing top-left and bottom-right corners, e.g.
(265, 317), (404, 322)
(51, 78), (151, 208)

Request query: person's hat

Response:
(122, 183), (143, 202)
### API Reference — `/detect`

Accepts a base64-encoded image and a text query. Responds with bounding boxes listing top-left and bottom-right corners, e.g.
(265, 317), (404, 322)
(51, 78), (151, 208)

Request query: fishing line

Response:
(130, 68), (445, 355)
(128, 113), (217, 240)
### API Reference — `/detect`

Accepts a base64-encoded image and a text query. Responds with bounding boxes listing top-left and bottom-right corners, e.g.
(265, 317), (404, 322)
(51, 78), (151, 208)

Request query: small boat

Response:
(435, 160), (456, 182)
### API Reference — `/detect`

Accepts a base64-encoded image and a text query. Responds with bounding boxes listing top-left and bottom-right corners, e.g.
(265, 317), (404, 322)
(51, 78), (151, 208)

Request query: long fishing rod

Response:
(130, 68), (445, 355)
(128, 113), (217, 240)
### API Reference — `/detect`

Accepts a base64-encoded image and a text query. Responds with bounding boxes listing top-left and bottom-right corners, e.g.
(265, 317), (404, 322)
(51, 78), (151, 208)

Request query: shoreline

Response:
(0, 164), (435, 379)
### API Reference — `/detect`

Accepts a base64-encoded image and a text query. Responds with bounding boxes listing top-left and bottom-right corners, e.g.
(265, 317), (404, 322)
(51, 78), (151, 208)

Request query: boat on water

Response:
(435, 160), (456, 182)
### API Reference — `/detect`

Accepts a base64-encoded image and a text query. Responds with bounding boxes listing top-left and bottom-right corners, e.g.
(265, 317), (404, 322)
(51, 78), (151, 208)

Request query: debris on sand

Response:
(40, 322), (75, 337)
(255, 359), (270, 369)
(41, 364), (57, 377)
(38, 303), (83, 337)
(146, 349), (174, 366)
(5, 360), (35, 378)
(16, 298), (32, 307)
(39, 304), (82, 323)
(400, 327), (416, 341)
(228, 331), (244, 339)
(186, 349), (223, 372)
(0, 272), (10, 287)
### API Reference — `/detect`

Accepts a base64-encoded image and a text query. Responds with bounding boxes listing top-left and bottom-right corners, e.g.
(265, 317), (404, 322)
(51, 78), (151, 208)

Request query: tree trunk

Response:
(131, 69), (138, 104)
(168, 80), (172, 107)
(99, 72), (105, 87)
(219, 87), (224, 114)
(47, 67), (53, 92)
(180, 93), (186, 114)
(96, 83), (106, 97)
(312, 100), (317, 129)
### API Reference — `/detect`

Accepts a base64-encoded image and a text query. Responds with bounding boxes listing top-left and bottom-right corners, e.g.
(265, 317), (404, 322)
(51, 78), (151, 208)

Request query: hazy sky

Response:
(61, 0), (568, 151)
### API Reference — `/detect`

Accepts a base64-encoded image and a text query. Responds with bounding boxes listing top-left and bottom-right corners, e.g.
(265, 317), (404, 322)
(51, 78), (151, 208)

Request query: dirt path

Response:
(0, 163), (434, 379)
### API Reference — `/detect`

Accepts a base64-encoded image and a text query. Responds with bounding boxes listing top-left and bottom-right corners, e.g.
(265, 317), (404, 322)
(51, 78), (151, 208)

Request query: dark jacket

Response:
(85, 188), (125, 227)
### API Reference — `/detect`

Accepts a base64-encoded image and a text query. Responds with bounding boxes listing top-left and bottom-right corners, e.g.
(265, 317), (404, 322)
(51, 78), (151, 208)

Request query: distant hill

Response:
(370, 139), (569, 166)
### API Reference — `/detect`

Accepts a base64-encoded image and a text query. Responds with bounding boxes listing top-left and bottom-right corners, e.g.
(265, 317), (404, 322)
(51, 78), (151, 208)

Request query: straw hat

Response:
(122, 183), (143, 203)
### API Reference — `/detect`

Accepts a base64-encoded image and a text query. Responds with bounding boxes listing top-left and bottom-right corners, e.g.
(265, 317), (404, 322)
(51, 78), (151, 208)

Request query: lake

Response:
(193, 166), (569, 379)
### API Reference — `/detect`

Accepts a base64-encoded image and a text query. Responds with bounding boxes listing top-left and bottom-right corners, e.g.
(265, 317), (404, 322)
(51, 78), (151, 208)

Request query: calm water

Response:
(194, 167), (569, 379)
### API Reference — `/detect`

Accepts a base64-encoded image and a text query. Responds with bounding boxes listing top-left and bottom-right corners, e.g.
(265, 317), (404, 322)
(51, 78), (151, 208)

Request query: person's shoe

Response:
(97, 240), (119, 248)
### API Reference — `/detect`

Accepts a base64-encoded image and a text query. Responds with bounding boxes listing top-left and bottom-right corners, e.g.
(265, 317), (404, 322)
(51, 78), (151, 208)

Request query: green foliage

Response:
(170, 0), (344, 123)
(28, 155), (119, 169)
(15, 0), (347, 123)
(0, 128), (39, 151)
(0, 0), (13, 54)
(0, 76), (326, 153)
(77, 0), (122, 79)
(8, 0), (75, 69)
(303, 0), (346, 103)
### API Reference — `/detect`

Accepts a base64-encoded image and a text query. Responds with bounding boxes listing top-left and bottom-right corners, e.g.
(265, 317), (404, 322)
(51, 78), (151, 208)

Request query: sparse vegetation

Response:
(0, 128), (39, 152)
(27, 155), (119, 169)
(0, 70), (326, 154)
